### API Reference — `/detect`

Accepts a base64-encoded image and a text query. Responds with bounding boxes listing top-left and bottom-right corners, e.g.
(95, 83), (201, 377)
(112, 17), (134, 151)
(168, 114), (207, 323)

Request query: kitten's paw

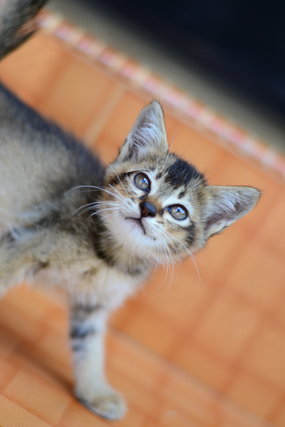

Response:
(78, 390), (127, 420)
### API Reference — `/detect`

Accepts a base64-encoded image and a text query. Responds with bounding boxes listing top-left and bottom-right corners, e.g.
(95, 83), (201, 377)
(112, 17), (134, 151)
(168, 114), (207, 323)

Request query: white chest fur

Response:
(36, 257), (147, 310)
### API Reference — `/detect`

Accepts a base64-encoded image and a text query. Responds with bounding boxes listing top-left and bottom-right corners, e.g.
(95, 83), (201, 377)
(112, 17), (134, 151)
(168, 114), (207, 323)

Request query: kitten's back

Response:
(0, 84), (104, 227)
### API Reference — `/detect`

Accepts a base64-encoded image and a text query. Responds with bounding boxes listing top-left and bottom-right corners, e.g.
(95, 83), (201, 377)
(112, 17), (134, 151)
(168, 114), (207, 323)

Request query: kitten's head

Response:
(100, 101), (260, 264)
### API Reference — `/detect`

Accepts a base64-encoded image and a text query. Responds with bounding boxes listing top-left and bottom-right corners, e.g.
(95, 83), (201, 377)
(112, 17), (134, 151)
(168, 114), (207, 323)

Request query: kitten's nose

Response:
(139, 201), (157, 217)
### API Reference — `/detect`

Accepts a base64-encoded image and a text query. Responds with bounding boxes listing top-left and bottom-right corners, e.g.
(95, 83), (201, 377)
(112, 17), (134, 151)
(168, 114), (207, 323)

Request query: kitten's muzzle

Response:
(125, 217), (146, 234)
(139, 201), (157, 217)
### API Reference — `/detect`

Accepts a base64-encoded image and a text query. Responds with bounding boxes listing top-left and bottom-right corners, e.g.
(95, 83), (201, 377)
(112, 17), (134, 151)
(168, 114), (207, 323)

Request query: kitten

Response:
(0, 0), (260, 420)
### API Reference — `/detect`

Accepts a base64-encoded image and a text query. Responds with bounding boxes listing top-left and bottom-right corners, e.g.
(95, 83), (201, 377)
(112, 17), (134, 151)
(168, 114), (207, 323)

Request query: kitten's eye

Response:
(134, 173), (151, 192)
(168, 204), (188, 221)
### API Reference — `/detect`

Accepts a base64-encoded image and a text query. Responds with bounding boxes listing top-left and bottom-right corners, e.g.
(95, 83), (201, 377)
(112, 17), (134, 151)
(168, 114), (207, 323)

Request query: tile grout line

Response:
(83, 84), (125, 145)
(0, 393), (53, 426)
(266, 395), (285, 425)
(0, 362), (21, 396)
(34, 53), (72, 110)
(108, 328), (271, 426)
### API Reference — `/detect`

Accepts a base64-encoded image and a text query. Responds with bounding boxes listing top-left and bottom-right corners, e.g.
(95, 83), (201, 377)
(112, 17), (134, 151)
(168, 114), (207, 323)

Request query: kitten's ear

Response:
(117, 100), (168, 161)
(204, 186), (261, 239)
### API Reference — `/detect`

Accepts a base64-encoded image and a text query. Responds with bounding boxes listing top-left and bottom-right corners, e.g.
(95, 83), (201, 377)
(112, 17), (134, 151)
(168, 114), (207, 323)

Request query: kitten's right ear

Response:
(117, 101), (168, 162)
(204, 185), (261, 239)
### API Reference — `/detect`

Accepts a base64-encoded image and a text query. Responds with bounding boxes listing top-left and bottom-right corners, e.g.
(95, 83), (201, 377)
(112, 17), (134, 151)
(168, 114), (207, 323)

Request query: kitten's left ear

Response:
(204, 186), (261, 239)
(117, 100), (168, 161)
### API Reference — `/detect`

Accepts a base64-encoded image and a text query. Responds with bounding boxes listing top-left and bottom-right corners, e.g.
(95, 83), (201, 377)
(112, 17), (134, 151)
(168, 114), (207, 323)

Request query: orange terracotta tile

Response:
(167, 119), (223, 175)
(244, 326), (285, 389)
(0, 285), (55, 323)
(38, 330), (71, 367)
(225, 372), (281, 418)
(215, 404), (261, 427)
(94, 90), (151, 162)
(159, 408), (195, 427)
(0, 325), (20, 358)
(160, 367), (259, 427)
(40, 59), (122, 139)
(0, 357), (18, 391)
(210, 148), (280, 187)
(132, 260), (214, 332)
(92, 85), (178, 150)
(208, 151), (283, 233)
(275, 304), (285, 329)
(227, 243), (285, 311)
(59, 400), (108, 427)
(29, 287), (69, 335)
(171, 340), (232, 391)
(111, 302), (179, 356)
(45, 305), (69, 335)
(10, 341), (73, 390)
(195, 223), (249, 279)
(271, 405), (285, 427)
(0, 394), (50, 427)
(112, 406), (146, 427)
(159, 110), (183, 145)
(258, 191), (285, 257)
(192, 292), (260, 362)
(0, 297), (45, 342)
(4, 369), (71, 425)
(158, 388), (215, 427)
(107, 332), (165, 390)
(109, 334), (220, 426)
(1, 33), (68, 106)
(110, 367), (161, 419)
(143, 419), (161, 427)
(159, 371), (214, 422)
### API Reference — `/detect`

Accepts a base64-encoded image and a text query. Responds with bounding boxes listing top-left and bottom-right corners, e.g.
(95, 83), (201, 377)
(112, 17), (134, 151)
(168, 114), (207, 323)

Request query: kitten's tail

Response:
(0, 0), (47, 60)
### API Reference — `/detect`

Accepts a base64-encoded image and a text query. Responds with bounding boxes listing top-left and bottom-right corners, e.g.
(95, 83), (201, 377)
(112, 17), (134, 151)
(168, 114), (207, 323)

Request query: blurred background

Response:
(49, 0), (285, 154)
(0, 1), (284, 426)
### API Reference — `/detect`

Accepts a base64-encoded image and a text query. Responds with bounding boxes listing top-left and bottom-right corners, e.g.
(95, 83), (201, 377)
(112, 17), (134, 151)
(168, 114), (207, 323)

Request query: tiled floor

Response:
(0, 21), (284, 427)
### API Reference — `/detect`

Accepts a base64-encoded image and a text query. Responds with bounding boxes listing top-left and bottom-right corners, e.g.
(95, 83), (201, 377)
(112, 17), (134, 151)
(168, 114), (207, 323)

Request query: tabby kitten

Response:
(0, 0), (260, 420)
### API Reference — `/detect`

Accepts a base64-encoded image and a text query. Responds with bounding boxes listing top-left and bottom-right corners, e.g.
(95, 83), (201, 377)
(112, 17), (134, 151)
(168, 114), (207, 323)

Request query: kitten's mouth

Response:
(125, 217), (146, 235)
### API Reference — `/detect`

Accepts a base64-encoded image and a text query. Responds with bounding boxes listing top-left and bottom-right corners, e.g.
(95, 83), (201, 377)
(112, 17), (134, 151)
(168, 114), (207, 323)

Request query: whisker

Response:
(90, 207), (120, 217)
(68, 184), (123, 201)
(72, 201), (97, 216)
(112, 173), (128, 193)
(163, 232), (201, 284)
(65, 184), (103, 195)
(72, 200), (121, 217)
(108, 185), (126, 202)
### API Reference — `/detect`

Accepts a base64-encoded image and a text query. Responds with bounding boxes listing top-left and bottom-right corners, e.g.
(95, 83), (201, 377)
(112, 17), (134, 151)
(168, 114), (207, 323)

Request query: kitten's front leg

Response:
(69, 299), (126, 420)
